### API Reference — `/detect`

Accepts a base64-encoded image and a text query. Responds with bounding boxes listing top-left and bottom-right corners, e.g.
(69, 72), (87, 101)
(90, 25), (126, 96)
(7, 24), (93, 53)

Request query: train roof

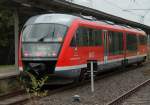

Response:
(24, 13), (146, 35)
(24, 14), (79, 26)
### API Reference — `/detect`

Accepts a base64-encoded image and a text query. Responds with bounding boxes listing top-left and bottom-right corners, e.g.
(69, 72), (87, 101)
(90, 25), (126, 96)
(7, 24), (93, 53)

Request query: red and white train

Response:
(18, 14), (147, 83)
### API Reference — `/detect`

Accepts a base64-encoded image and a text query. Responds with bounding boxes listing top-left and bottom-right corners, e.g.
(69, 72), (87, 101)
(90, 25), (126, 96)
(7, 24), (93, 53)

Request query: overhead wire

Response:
(103, 0), (143, 16)
(102, 0), (150, 24)
(104, 0), (124, 10)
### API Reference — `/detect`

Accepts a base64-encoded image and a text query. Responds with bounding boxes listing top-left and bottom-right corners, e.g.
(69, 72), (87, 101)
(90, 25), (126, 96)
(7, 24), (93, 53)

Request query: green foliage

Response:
(0, 79), (21, 95)
(24, 72), (48, 97)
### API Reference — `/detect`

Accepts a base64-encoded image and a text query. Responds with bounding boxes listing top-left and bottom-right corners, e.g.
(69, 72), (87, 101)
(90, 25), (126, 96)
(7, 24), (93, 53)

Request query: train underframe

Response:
(20, 55), (146, 85)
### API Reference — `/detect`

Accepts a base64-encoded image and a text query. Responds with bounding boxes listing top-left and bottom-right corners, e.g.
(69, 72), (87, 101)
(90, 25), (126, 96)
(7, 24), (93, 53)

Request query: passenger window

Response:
(70, 33), (76, 47)
(70, 27), (102, 47)
(109, 31), (123, 55)
(94, 30), (102, 46)
(80, 27), (89, 46)
(139, 35), (147, 45)
(76, 29), (83, 46)
(89, 29), (102, 46)
(89, 29), (94, 46)
(127, 33), (137, 52)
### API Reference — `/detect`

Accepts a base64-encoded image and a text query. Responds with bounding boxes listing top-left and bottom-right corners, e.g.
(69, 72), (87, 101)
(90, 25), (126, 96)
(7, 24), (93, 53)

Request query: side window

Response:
(81, 27), (89, 46)
(127, 33), (137, 52)
(109, 31), (123, 55)
(89, 29), (94, 46)
(75, 27), (89, 46)
(93, 30), (102, 46)
(70, 33), (76, 47)
(139, 35), (147, 45)
(88, 28), (102, 46)
(76, 28), (83, 46)
(70, 27), (88, 47)
(70, 27), (102, 47)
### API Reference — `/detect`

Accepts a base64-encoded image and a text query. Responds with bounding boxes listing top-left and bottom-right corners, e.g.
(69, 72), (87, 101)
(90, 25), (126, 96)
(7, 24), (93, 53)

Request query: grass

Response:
(0, 78), (22, 95)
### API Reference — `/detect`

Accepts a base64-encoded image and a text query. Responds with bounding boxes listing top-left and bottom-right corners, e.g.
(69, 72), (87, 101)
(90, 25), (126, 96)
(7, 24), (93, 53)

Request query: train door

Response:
(103, 30), (108, 64)
(107, 31), (124, 68)
(126, 33), (138, 64)
(123, 32), (127, 65)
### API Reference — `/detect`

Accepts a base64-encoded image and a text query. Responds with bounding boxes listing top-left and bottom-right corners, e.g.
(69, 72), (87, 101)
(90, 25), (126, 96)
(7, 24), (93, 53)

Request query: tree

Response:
(0, 6), (14, 64)
(0, 7), (13, 47)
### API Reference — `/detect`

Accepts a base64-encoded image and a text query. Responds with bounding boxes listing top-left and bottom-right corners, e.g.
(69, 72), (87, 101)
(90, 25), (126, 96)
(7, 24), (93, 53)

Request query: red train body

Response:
(18, 14), (147, 83)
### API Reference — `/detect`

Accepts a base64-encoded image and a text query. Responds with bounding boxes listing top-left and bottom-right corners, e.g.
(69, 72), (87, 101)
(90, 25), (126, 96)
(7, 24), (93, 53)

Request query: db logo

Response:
(89, 52), (95, 58)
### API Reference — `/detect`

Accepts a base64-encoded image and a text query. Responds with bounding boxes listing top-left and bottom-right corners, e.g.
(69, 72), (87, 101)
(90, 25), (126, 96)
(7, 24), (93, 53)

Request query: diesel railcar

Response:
(19, 14), (147, 83)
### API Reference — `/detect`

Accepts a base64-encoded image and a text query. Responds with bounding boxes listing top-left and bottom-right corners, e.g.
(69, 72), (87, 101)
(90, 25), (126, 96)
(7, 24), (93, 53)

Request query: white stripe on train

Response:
(55, 54), (147, 71)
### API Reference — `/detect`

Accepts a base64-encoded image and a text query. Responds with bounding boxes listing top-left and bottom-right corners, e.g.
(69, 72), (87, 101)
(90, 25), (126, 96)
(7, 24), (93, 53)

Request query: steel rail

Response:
(0, 61), (149, 105)
(107, 79), (150, 105)
(47, 63), (146, 95)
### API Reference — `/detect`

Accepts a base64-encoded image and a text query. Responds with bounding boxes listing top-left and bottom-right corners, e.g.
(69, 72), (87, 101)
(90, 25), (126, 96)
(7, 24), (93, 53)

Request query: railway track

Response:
(0, 73), (28, 105)
(47, 63), (143, 95)
(0, 64), (128, 105)
(0, 89), (29, 105)
(0, 72), (19, 80)
(0, 62), (149, 105)
(107, 79), (150, 105)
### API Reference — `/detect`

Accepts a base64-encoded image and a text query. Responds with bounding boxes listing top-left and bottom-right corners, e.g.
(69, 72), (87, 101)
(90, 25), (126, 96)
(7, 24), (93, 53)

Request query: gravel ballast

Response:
(121, 82), (150, 105)
(26, 64), (150, 105)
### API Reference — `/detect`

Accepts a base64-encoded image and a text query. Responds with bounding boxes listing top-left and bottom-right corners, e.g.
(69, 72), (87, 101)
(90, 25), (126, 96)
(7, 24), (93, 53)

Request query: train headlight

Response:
(19, 66), (23, 71)
(22, 43), (61, 57)
(24, 51), (29, 57)
(52, 52), (56, 56)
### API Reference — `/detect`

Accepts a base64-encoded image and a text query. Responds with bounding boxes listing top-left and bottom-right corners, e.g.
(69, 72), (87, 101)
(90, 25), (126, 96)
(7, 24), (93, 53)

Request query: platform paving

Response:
(0, 65), (19, 79)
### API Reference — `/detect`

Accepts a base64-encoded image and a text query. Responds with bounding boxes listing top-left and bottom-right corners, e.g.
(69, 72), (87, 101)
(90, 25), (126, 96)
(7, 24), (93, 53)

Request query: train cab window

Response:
(108, 31), (123, 55)
(22, 23), (68, 42)
(70, 27), (102, 47)
(127, 33), (137, 51)
(139, 35), (147, 45)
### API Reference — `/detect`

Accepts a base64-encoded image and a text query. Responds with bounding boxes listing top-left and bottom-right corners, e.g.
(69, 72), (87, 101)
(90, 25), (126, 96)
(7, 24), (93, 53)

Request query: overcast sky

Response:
(71, 0), (150, 26)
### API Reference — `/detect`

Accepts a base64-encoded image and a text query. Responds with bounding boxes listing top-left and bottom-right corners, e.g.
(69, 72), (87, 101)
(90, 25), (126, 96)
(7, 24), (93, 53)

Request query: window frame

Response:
(139, 35), (147, 45)
(108, 31), (124, 55)
(70, 26), (102, 47)
(126, 33), (138, 52)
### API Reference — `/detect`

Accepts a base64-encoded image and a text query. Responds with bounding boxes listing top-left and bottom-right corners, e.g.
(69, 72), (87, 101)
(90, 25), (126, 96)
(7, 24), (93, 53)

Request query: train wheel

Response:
(78, 68), (87, 82)
(137, 62), (143, 66)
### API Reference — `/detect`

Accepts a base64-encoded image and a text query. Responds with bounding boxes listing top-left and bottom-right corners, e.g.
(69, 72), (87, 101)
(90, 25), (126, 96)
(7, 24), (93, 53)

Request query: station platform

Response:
(0, 65), (19, 79)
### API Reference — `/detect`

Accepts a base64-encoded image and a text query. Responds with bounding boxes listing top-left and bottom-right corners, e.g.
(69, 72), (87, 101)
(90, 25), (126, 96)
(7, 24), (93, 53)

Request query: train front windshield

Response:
(21, 23), (68, 57)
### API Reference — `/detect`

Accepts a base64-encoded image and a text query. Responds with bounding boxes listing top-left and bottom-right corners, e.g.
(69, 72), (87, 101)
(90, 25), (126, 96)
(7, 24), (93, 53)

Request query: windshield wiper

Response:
(37, 33), (50, 42)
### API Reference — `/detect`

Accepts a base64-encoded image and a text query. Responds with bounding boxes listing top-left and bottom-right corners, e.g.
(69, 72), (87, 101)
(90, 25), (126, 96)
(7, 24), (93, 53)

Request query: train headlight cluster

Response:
(19, 66), (23, 71)
(22, 43), (61, 57)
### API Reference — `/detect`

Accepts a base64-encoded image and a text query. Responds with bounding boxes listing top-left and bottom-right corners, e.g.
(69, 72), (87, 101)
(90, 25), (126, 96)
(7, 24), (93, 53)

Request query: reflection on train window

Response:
(139, 35), (147, 45)
(22, 23), (67, 42)
(89, 29), (102, 46)
(127, 33), (137, 52)
(108, 31), (123, 55)
(70, 27), (102, 47)
(76, 27), (89, 46)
